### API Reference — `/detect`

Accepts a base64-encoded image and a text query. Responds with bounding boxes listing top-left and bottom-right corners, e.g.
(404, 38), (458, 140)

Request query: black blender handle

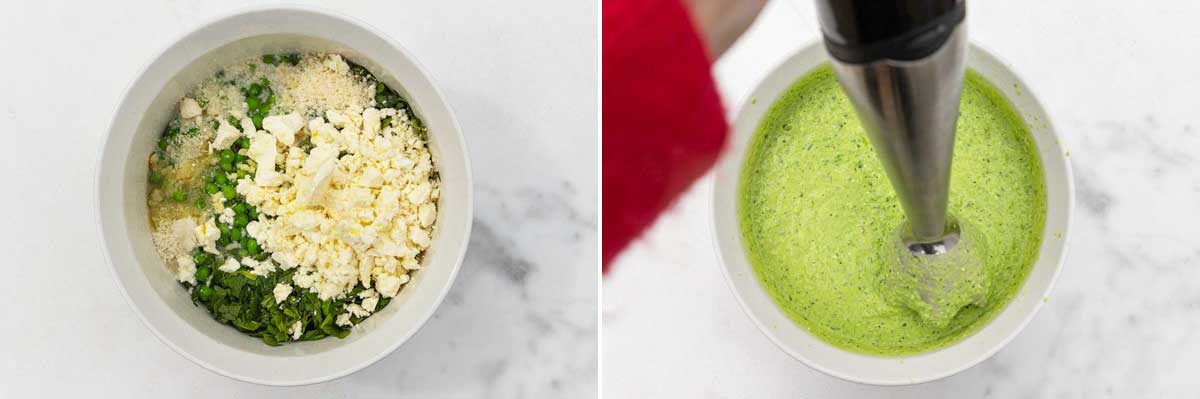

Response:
(814, 0), (965, 63)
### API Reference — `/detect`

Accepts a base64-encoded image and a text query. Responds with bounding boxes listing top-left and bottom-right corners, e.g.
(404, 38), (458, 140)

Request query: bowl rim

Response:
(93, 4), (473, 386)
(709, 40), (1074, 386)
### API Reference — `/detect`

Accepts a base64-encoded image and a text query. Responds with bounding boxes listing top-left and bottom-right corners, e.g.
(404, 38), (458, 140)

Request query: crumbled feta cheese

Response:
(296, 144), (338, 203)
(194, 218), (220, 253)
(232, 104), (437, 300)
(361, 296), (379, 313)
(218, 207), (235, 225)
(409, 226), (431, 248)
(418, 203), (436, 228)
(326, 109), (352, 128)
(248, 131), (280, 187)
(377, 274), (403, 298)
(175, 256), (196, 285)
(408, 182), (432, 204)
(323, 54), (350, 75)
(335, 312), (353, 327)
(218, 257), (240, 273)
(180, 98), (202, 119)
(239, 117), (257, 137)
(290, 320), (303, 340)
(362, 108), (381, 136)
(211, 120), (241, 151)
(263, 112), (305, 146)
(273, 283), (292, 304)
(346, 303), (370, 318)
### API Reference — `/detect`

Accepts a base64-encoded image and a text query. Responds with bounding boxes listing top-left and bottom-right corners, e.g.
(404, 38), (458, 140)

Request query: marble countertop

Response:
(604, 0), (1200, 397)
(0, 1), (596, 397)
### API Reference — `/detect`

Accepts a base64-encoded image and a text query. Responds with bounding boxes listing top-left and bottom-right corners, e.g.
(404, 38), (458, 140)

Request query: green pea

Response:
(233, 203), (248, 214)
(148, 171), (164, 185)
(215, 173), (229, 185)
(171, 190), (186, 202)
(234, 214), (249, 227)
(193, 251), (209, 265)
(227, 116), (241, 130)
(204, 183), (219, 195)
(247, 206), (259, 219)
(236, 169), (250, 179)
(218, 223), (231, 235)
(262, 54), (278, 65)
(244, 238), (260, 255)
(283, 54), (301, 66)
(220, 149), (235, 164)
(237, 137), (250, 149)
(195, 265), (211, 281)
(266, 94), (276, 107)
(222, 185), (236, 199)
(235, 153), (248, 164)
(230, 228), (243, 241)
(197, 285), (213, 301)
(246, 96), (260, 110)
(252, 115), (264, 129)
(221, 161), (235, 172)
(194, 198), (207, 209)
(248, 83), (262, 97)
(376, 83), (386, 94)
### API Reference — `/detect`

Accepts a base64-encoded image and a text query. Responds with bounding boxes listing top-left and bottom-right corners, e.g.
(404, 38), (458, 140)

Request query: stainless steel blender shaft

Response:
(829, 26), (967, 243)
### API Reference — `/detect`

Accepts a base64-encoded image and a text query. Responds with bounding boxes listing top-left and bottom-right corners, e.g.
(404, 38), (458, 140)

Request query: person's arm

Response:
(601, 0), (764, 269)
(685, 0), (769, 59)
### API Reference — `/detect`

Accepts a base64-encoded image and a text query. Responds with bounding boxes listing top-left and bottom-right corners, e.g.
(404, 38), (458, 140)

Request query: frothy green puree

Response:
(738, 65), (1046, 356)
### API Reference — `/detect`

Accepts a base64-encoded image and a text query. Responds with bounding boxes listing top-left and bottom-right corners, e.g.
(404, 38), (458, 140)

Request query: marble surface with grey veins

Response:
(0, 0), (596, 397)
(605, 0), (1200, 397)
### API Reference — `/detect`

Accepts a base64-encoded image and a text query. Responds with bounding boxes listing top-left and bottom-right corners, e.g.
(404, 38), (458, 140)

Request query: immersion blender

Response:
(813, 0), (988, 326)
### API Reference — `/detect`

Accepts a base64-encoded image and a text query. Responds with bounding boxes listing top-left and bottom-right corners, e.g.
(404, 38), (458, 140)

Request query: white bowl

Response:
(94, 6), (472, 386)
(711, 43), (1073, 385)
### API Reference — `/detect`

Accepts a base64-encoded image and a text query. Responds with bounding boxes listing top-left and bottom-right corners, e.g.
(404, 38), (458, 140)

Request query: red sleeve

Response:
(602, 0), (728, 270)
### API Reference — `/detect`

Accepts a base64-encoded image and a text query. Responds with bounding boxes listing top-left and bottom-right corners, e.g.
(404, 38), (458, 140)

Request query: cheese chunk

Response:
(335, 312), (353, 327)
(194, 218), (220, 254)
(290, 320), (304, 340)
(248, 131), (280, 187)
(362, 296), (379, 313)
(263, 112), (305, 146)
(211, 120), (241, 151)
(377, 274), (403, 298)
(273, 283), (293, 304)
(175, 256), (196, 285)
(180, 98), (202, 119)
(218, 257), (240, 273)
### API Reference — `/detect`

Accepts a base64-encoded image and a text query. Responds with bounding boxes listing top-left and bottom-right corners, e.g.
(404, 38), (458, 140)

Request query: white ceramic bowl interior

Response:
(95, 6), (472, 386)
(711, 43), (1073, 385)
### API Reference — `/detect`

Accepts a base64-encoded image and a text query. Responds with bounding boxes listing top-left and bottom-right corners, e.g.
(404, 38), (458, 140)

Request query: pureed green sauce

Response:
(738, 65), (1046, 356)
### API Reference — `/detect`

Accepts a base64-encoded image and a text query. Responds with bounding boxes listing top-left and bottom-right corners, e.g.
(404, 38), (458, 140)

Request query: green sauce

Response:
(738, 65), (1046, 356)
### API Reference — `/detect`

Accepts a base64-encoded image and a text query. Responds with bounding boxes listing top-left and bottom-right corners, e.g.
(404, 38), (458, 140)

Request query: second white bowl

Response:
(711, 43), (1073, 385)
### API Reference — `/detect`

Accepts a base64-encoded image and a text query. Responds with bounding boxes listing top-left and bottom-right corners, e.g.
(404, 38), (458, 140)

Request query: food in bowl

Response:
(737, 65), (1045, 356)
(146, 52), (439, 346)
